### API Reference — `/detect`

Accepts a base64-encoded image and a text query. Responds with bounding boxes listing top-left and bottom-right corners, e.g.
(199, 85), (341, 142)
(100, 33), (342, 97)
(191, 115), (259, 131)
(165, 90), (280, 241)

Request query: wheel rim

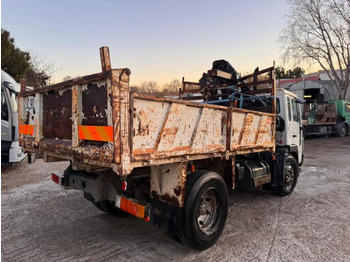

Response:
(284, 164), (295, 191)
(196, 188), (219, 235)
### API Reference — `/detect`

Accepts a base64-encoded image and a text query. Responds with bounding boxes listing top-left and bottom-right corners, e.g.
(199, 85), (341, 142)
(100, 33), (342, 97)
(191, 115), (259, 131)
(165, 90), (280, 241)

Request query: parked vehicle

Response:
(329, 100), (350, 136)
(18, 47), (303, 250)
(1, 70), (26, 164)
(302, 94), (349, 137)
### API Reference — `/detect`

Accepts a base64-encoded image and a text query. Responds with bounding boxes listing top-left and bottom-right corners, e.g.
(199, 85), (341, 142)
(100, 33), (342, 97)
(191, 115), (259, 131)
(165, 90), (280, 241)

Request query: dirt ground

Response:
(1, 137), (350, 262)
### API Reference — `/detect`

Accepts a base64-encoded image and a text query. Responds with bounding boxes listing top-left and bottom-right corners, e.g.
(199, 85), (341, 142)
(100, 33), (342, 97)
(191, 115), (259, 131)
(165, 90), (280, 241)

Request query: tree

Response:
(1, 29), (31, 82)
(281, 0), (350, 99)
(275, 66), (305, 79)
(139, 81), (159, 93)
(1, 28), (60, 87)
(162, 79), (181, 93)
(26, 52), (60, 87)
(275, 67), (286, 79)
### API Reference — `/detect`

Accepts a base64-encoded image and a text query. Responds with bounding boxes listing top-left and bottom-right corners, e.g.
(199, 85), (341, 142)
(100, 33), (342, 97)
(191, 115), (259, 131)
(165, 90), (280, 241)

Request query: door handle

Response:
(293, 135), (297, 137)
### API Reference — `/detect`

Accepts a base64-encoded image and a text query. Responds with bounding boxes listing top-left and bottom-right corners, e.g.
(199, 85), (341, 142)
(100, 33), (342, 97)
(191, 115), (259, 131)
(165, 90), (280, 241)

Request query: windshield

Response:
(10, 91), (18, 112)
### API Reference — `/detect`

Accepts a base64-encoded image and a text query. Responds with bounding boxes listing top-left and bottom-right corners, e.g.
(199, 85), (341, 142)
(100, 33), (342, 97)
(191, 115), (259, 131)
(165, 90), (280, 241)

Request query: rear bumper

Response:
(51, 168), (150, 220)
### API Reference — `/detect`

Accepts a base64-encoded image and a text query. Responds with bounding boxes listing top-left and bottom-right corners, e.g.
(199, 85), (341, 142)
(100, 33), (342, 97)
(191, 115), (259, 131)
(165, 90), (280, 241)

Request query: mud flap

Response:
(272, 152), (288, 186)
(150, 198), (183, 238)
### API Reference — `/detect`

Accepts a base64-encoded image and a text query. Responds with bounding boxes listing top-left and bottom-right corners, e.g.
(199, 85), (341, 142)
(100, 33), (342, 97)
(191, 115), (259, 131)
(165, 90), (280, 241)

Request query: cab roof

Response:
(1, 70), (20, 93)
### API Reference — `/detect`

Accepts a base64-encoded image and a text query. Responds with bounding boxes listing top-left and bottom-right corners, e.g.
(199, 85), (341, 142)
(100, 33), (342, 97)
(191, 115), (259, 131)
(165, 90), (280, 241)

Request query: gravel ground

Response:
(1, 137), (350, 262)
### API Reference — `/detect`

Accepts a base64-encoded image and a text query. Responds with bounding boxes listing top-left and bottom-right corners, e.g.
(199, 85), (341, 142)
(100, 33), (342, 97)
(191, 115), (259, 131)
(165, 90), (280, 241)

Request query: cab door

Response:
(288, 96), (303, 164)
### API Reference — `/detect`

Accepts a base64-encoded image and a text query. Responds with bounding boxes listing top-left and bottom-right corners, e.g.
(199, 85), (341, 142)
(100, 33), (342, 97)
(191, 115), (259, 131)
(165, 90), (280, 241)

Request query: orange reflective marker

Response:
(116, 196), (146, 219)
(19, 124), (34, 135)
(78, 126), (113, 142)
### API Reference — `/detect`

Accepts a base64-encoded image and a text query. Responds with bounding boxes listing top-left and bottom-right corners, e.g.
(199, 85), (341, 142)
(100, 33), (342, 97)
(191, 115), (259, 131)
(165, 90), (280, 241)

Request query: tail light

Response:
(121, 181), (127, 191)
(51, 172), (64, 186)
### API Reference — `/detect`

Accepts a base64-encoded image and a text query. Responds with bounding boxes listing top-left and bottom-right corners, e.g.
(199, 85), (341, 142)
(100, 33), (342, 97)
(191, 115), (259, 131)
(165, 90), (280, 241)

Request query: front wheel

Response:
(181, 170), (228, 250)
(274, 155), (299, 196)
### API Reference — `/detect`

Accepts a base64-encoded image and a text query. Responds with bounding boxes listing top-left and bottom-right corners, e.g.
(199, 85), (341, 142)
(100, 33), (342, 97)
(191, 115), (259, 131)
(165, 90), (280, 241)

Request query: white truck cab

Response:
(276, 88), (304, 165)
(1, 70), (27, 164)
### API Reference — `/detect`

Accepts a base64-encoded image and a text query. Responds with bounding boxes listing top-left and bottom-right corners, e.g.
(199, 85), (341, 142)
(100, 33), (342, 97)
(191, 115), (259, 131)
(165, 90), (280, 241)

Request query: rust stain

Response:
(151, 191), (180, 206)
(173, 186), (181, 196)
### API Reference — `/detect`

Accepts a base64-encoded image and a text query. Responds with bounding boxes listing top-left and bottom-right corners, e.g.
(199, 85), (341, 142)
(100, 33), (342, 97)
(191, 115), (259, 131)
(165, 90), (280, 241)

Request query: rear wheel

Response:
(336, 124), (347, 137)
(181, 170), (228, 250)
(274, 155), (299, 196)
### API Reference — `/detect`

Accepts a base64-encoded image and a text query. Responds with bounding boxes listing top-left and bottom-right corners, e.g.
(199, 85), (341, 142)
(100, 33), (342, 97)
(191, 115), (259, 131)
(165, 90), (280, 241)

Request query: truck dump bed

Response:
(19, 47), (276, 176)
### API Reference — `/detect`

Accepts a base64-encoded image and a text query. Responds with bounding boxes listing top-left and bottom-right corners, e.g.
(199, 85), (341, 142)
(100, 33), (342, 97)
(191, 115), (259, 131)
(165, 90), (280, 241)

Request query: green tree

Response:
(289, 67), (305, 78)
(1, 29), (30, 82)
(275, 67), (286, 79)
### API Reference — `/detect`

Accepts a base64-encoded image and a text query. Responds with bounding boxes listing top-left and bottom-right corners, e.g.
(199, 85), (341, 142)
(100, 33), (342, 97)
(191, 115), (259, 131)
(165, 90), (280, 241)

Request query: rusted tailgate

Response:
(18, 47), (121, 169)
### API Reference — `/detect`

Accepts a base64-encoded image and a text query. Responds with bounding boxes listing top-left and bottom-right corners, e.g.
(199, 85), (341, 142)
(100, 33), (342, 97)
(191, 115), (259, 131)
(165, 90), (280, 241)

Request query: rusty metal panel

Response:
(240, 114), (260, 146)
(191, 107), (227, 150)
(156, 103), (199, 152)
(132, 99), (171, 151)
(34, 94), (43, 142)
(43, 90), (72, 140)
(230, 111), (246, 148)
(150, 162), (186, 207)
(256, 115), (274, 145)
(110, 68), (131, 175)
(100, 46), (111, 72)
(82, 82), (108, 126)
(230, 110), (274, 150)
(72, 86), (81, 148)
(132, 98), (227, 160)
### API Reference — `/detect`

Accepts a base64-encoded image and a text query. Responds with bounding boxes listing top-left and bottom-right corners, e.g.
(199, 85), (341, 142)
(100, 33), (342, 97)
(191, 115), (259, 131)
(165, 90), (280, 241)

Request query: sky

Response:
(2, 0), (291, 86)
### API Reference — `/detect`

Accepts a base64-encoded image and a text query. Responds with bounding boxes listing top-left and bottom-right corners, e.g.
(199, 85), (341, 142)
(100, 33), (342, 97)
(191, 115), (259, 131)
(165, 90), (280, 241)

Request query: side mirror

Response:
(3, 81), (13, 89)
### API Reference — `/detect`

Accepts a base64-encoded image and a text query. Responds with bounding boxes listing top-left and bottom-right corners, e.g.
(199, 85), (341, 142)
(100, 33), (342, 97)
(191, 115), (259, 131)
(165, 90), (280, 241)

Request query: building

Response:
(277, 69), (350, 101)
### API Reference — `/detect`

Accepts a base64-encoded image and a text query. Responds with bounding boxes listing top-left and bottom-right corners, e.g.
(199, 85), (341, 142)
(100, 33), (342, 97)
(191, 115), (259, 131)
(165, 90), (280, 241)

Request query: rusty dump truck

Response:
(18, 47), (303, 250)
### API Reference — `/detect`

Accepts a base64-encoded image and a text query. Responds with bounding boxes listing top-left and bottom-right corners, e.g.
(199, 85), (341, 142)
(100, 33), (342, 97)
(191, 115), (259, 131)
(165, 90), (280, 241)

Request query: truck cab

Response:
(329, 100), (350, 136)
(276, 88), (304, 165)
(1, 70), (26, 164)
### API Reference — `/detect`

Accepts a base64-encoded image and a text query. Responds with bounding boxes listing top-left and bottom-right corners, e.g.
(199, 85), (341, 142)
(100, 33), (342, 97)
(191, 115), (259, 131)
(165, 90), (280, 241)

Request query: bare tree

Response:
(281, 0), (350, 99)
(163, 79), (181, 93)
(26, 52), (61, 87)
(139, 81), (159, 93)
